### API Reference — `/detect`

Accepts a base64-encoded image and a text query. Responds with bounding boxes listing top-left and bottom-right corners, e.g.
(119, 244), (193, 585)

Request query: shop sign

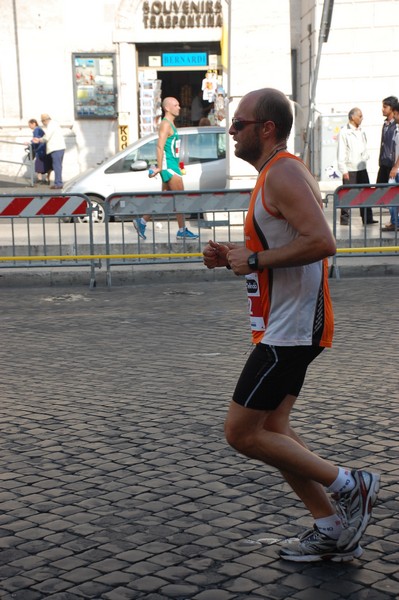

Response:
(163, 52), (207, 67)
(142, 1), (223, 29)
(149, 56), (162, 67)
(118, 125), (129, 150)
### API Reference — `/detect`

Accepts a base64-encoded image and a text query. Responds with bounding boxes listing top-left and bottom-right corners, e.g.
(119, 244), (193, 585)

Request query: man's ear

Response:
(262, 120), (277, 137)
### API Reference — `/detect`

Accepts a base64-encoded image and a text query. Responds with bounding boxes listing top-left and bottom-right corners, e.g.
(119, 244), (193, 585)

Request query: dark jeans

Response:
(341, 169), (374, 224)
(376, 164), (392, 184)
(377, 164), (397, 225)
(51, 149), (65, 187)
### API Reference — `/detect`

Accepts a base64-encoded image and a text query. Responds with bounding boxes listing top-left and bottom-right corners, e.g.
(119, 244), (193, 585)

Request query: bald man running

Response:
(134, 96), (199, 241)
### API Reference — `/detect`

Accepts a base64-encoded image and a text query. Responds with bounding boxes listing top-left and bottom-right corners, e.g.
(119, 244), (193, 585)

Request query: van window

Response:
(185, 132), (226, 165)
(105, 139), (158, 174)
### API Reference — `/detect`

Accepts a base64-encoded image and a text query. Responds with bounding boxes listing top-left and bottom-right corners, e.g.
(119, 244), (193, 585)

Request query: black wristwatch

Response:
(247, 252), (260, 271)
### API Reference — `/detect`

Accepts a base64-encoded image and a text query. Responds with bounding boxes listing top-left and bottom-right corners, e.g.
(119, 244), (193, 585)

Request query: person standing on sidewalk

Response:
(203, 87), (380, 563)
(33, 114), (66, 190)
(27, 118), (52, 185)
(337, 107), (377, 226)
(382, 99), (399, 231)
(134, 97), (199, 241)
(377, 96), (397, 187)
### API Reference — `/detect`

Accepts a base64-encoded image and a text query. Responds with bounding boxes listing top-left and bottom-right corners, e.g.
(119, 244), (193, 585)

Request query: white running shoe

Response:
(279, 526), (363, 562)
(334, 469), (380, 551)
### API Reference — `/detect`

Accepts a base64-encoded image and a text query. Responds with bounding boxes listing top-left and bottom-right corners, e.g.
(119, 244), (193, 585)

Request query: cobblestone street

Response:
(0, 277), (398, 599)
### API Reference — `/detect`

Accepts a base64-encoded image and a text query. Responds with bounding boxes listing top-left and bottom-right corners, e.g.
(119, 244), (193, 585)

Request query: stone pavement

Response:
(0, 276), (399, 600)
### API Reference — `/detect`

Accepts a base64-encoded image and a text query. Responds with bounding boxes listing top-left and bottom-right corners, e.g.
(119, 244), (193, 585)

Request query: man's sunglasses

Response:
(231, 118), (265, 131)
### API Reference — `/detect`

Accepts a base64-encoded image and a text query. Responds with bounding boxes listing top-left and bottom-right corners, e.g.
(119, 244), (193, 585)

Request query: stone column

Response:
(116, 41), (139, 146)
(226, 0), (292, 188)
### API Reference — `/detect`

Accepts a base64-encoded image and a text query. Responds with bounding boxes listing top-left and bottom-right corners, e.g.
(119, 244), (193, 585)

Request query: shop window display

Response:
(201, 70), (218, 103)
(139, 79), (162, 137)
(73, 54), (117, 119)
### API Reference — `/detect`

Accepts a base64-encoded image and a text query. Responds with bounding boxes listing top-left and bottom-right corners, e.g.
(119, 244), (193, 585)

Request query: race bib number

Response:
(246, 273), (265, 331)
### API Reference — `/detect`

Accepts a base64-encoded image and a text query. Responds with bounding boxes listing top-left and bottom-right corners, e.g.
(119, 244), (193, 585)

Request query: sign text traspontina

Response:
(143, 1), (223, 29)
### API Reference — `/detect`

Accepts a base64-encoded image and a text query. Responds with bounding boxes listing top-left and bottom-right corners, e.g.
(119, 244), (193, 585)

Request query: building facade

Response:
(0, 0), (398, 185)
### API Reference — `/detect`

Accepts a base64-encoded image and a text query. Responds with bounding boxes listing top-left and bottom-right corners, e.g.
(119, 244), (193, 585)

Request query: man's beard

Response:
(234, 130), (262, 164)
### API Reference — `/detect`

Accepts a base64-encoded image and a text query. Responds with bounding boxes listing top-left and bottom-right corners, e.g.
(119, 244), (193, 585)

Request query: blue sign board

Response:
(162, 53), (207, 67)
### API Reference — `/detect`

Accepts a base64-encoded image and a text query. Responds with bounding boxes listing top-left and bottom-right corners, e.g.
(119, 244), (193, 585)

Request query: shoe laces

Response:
(300, 525), (325, 542)
(332, 493), (350, 528)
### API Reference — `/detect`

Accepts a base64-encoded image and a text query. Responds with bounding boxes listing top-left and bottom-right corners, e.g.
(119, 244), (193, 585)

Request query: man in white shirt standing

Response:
(33, 114), (66, 189)
(337, 108), (377, 226)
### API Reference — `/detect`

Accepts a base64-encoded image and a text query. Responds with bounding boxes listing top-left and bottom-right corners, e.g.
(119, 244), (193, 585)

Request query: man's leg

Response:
(348, 170), (375, 224)
(137, 175), (185, 226)
(51, 150), (64, 187)
(388, 206), (399, 226)
(133, 180), (173, 238)
(262, 395), (337, 519)
(134, 175), (197, 239)
(377, 166), (396, 227)
(388, 174), (399, 225)
(166, 175), (199, 239)
(225, 394), (379, 560)
(340, 176), (350, 224)
(225, 398), (339, 518)
(376, 166), (390, 184)
(163, 175), (185, 229)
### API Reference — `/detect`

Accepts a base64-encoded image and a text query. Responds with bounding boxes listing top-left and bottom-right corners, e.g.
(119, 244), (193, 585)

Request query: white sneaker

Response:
(334, 470), (380, 551)
(280, 526), (363, 562)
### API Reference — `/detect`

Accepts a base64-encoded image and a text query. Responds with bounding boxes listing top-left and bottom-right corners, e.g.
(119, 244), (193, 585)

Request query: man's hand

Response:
(148, 167), (161, 178)
(227, 247), (253, 275)
(203, 240), (237, 269)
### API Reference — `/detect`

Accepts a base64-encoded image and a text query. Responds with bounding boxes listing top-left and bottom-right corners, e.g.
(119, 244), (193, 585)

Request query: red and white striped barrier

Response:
(335, 184), (399, 208)
(0, 195), (87, 217)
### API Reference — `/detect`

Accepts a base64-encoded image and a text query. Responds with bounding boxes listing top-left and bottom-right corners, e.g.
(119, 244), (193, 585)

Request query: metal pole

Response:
(12, 0), (23, 119)
(29, 145), (34, 187)
(301, 0), (334, 166)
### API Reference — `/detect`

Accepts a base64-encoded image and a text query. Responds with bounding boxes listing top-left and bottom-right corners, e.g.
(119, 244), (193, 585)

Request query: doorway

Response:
(157, 70), (212, 126)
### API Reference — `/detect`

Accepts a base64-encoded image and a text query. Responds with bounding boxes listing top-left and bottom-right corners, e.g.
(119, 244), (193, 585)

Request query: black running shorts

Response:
(233, 344), (324, 411)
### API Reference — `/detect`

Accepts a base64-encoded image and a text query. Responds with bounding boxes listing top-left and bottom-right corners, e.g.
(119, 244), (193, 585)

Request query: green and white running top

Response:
(160, 118), (182, 183)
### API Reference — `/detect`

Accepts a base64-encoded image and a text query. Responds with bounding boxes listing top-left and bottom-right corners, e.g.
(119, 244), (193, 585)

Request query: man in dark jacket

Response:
(377, 96), (398, 184)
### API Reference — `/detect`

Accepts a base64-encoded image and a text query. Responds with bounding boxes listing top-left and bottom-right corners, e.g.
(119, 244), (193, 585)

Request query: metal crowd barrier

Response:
(331, 183), (399, 278)
(103, 189), (252, 286)
(1, 186), (398, 287)
(0, 139), (35, 186)
(0, 193), (98, 288)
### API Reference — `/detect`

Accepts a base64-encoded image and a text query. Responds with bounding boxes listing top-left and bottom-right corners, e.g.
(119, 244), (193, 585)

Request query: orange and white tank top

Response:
(245, 151), (334, 348)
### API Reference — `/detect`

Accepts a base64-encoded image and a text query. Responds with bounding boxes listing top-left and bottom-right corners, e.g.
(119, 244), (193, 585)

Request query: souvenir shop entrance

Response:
(137, 42), (222, 135)
(158, 70), (207, 126)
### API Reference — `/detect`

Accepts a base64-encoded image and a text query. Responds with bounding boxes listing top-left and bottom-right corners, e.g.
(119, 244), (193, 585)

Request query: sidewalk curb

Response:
(0, 260), (398, 288)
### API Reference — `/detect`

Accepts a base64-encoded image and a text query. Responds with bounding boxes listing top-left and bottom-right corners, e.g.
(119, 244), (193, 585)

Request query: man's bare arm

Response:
(227, 159), (336, 275)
